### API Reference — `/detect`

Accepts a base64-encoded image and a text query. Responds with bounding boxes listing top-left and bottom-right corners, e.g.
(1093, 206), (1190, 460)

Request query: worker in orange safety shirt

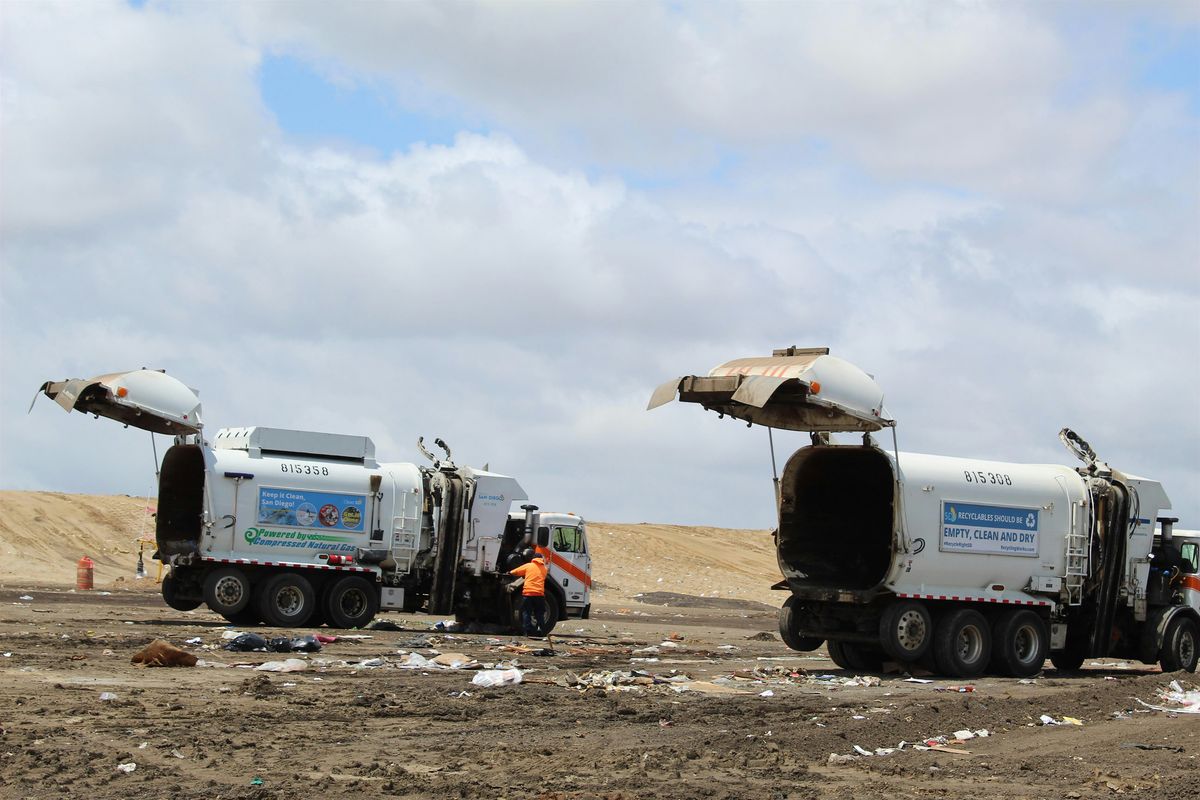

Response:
(507, 551), (549, 636)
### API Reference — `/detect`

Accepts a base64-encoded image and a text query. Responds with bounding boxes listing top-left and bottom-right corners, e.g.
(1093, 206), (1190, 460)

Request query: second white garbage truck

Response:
(34, 369), (592, 632)
(651, 347), (1199, 678)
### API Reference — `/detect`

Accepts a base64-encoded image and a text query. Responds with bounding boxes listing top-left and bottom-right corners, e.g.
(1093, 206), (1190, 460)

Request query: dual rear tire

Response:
(200, 567), (378, 629)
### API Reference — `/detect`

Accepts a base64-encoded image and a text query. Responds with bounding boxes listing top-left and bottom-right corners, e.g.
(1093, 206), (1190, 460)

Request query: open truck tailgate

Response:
(33, 369), (203, 435)
(648, 347), (892, 432)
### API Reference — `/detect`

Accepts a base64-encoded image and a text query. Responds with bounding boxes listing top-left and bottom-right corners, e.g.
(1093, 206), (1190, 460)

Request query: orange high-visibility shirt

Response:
(509, 557), (548, 597)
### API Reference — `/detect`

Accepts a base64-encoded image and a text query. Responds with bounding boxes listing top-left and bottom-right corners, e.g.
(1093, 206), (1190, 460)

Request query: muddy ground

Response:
(0, 587), (1196, 800)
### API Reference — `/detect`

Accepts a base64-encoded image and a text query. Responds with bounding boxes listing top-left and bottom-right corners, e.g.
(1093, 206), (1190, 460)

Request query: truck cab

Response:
(505, 511), (592, 619)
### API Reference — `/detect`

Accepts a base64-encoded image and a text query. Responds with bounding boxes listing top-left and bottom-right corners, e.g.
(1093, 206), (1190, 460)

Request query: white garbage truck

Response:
(650, 347), (1199, 677)
(34, 369), (591, 631)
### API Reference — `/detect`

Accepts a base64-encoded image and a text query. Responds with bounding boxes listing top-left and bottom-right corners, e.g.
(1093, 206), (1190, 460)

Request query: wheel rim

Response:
(1181, 629), (1196, 667)
(896, 609), (928, 652)
(1014, 623), (1040, 664)
(275, 585), (305, 617)
(339, 588), (367, 618)
(215, 576), (245, 607)
(956, 623), (984, 664)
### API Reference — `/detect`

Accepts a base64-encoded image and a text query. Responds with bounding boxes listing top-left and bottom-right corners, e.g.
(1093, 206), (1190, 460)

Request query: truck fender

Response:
(1139, 605), (1200, 663)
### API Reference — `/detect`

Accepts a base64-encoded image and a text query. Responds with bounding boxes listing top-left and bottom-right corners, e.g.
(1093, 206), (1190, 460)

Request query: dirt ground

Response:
(1, 587), (1196, 800)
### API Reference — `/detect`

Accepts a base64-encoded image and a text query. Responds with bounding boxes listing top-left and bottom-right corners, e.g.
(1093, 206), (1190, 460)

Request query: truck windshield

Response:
(552, 526), (585, 554)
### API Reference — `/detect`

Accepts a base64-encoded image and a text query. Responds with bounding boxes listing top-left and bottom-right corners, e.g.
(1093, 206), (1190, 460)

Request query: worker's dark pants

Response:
(521, 595), (546, 635)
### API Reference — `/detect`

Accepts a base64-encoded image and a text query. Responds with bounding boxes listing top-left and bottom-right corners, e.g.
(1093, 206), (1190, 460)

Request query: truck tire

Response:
(990, 610), (1048, 678)
(161, 573), (202, 612)
(879, 600), (933, 662)
(581, 604), (591, 620)
(827, 640), (882, 672)
(257, 572), (316, 628)
(203, 567), (252, 617)
(1049, 648), (1086, 672)
(325, 575), (379, 629)
(779, 596), (824, 652)
(1159, 615), (1199, 673)
(933, 608), (992, 679)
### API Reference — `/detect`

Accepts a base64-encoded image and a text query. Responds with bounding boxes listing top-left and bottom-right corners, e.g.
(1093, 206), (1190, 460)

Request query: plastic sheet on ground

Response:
(471, 668), (523, 687)
(1136, 680), (1200, 714)
(254, 658), (308, 673)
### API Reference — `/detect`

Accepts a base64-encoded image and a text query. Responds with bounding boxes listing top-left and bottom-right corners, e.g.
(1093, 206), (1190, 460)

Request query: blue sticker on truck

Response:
(940, 501), (1039, 557)
(257, 487), (367, 533)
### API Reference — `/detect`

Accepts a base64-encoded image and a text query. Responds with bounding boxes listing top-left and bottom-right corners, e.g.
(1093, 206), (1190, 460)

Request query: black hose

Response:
(1088, 483), (1129, 656)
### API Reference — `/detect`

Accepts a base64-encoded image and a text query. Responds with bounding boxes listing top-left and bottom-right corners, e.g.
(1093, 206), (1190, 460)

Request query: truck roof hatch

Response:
(34, 369), (203, 435)
(647, 348), (892, 432)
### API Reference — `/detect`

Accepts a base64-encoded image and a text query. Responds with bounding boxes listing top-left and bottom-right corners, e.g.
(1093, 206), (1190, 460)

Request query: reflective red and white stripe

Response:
(896, 591), (1052, 607)
(200, 556), (374, 575)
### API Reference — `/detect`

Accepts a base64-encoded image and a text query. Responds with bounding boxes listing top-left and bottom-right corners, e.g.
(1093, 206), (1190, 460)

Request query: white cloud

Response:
(1, 0), (1196, 530)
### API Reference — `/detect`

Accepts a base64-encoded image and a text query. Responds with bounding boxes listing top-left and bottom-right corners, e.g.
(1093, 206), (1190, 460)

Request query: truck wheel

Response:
(581, 604), (591, 620)
(257, 572), (316, 628)
(933, 608), (992, 679)
(325, 575), (379, 629)
(879, 600), (933, 662)
(779, 596), (824, 652)
(827, 640), (882, 672)
(1159, 615), (1199, 673)
(203, 567), (252, 616)
(161, 573), (202, 612)
(1049, 648), (1086, 672)
(991, 610), (1048, 678)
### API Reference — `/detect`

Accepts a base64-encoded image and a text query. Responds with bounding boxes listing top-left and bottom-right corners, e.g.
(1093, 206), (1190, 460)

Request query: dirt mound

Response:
(0, 491), (155, 586)
(631, 591), (778, 612)
(586, 521), (779, 605)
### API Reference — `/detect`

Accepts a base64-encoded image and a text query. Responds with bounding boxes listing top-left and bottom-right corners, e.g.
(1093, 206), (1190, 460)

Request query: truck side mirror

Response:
(536, 526), (550, 548)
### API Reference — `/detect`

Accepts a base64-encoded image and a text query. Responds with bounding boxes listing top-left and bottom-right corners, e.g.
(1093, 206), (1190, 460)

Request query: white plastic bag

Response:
(471, 668), (523, 687)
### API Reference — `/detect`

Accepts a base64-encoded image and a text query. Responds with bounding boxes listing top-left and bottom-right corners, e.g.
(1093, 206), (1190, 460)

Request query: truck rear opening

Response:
(778, 445), (894, 590)
(156, 443), (204, 557)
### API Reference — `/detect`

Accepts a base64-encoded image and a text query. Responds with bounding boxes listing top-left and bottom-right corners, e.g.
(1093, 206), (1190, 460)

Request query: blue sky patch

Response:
(258, 54), (478, 156)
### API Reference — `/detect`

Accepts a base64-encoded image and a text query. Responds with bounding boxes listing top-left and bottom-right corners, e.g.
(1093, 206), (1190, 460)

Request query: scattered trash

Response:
(658, 718), (673, 727)
(828, 753), (858, 765)
(1120, 742), (1184, 752)
(221, 630), (244, 640)
(18, 595), (33, 601)
(935, 685), (975, 693)
(185, 637), (203, 645)
(99, 692), (118, 702)
(759, 690), (775, 697)
(1018, 679), (1038, 685)
(250, 777), (264, 786)
(472, 668), (524, 687)
(1039, 714), (1083, 726)
(852, 745), (874, 756)
(314, 634), (338, 644)
(131, 639), (198, 667)
(267, 635), (322, 653)
(903, 677), (933, 684)
(254, 658), (308, 673)
(368, 620), (403, 631)
(170, 749), (185, 759)
(433, 620), (462, 632)
(224, 633), (268, 652)
(1135, 681), (1200, 714)
(115, 763), (136, 774)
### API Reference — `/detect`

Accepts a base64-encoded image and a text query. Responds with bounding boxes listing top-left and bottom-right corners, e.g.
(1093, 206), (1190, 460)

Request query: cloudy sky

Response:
(1, 0), (1197, 530)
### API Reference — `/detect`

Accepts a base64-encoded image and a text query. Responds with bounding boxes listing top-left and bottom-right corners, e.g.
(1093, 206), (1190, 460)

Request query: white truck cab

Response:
(508, 511), (592, 618)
